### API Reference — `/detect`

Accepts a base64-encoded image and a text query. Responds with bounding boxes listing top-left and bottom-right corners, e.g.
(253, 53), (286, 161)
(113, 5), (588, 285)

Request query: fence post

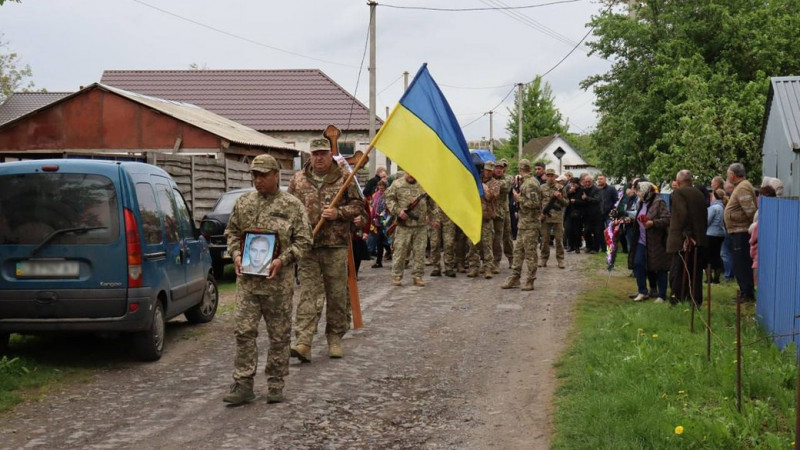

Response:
(736, 290), (742, 413)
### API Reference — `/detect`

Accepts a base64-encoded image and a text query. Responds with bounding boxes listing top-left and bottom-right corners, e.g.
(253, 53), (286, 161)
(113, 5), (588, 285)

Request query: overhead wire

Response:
(379, 0), (581, 12)
(129, 0), (360, 68)
(480, 0), (588, 52)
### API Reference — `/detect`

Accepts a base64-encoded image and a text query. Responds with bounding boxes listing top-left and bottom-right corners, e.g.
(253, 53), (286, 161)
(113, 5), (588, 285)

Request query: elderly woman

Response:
(628, 181), (671, 302)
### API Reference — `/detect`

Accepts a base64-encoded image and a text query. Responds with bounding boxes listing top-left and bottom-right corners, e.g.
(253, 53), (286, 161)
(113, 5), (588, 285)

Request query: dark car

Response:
(200, 187), (255, 278)
(0, 159), (219, 361)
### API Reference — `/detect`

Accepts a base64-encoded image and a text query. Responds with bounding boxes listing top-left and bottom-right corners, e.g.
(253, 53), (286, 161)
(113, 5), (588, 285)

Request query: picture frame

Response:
(241, 231), (278, 276)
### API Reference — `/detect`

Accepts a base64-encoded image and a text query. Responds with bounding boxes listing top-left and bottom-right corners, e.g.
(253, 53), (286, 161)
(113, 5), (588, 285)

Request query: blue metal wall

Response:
(755, 197), (800, 351)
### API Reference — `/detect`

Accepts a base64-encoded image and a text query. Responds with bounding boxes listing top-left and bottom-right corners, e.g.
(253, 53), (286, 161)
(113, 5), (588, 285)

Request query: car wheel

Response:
(0, 333), (10, 356)
(185, 275), (219, 324)
(212, 257), (225, 281)
(133, 301), (165, 361)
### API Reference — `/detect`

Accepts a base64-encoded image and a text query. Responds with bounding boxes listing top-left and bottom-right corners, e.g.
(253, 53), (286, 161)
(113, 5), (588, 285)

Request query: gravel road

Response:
(0, 252), (586, 449)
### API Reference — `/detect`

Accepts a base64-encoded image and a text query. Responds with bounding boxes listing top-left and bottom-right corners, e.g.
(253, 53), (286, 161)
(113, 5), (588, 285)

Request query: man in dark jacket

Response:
(597, 174), (618, 252)
(667, 170), (709, 306)
(574, 174), (602, 253)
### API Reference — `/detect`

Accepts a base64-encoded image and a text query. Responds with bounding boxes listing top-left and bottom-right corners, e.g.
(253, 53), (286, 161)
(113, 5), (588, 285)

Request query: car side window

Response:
(172, 188), (194, 239)
(156, 184), (180, 243)
(135, 182), (163, 245)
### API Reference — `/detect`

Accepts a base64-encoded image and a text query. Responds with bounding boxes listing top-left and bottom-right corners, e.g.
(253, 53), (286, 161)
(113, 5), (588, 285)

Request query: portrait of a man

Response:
(241, 233), (276, 276)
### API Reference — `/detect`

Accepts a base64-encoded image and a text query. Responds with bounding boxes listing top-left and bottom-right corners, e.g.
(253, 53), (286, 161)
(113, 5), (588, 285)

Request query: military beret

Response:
(484, 160), (496, 170)
(309, 137), (331, 152)
(518, 159), (532, 170)
(250, 154), (280, 173)
(545, 168), (557, 175)
(499, 158), (509, 167)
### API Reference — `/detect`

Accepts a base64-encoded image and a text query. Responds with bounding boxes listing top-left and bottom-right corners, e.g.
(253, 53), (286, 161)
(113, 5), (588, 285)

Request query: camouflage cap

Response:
(250, 154), (280, 173)
(518, 159), (532, 170)
(545, 168), (557, 175)
(484, 160), (496, 170)
(309, 137), (331, 152)
(498, 158), (509, 167)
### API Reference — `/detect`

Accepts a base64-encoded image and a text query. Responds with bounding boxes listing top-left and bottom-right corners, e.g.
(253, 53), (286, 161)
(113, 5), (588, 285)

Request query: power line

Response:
(379, 0), (581, 12)
(439, 82), (516, 90)
(129, 0), (360, 68)
(342, 22), (372, 144)
(538, 3), (611, 79)
(481, 0), (588, 52)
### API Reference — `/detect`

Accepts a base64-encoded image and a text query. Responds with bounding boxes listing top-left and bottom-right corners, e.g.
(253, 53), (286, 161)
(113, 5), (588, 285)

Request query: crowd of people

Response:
(220, 132), (779, 406)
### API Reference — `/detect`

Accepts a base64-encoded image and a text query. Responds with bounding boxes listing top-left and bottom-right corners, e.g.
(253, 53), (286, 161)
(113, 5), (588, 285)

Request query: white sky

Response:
(0, 0), (611, 142)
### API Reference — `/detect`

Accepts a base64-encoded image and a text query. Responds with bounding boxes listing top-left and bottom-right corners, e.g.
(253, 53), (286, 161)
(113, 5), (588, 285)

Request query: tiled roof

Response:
(100, 69), (381, 132)
(0, 92), (73, 126)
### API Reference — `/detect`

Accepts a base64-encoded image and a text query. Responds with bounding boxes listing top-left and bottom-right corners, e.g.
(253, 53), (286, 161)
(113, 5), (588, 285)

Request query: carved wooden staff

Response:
(316, 124), (370, 329)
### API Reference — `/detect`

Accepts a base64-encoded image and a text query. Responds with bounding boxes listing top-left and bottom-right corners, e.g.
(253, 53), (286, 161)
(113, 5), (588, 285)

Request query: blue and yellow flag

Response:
(372, 64), (484, 243)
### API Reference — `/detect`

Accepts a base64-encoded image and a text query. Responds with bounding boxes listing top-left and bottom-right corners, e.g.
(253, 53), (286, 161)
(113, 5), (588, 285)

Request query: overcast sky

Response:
(0, 0), (611, 143)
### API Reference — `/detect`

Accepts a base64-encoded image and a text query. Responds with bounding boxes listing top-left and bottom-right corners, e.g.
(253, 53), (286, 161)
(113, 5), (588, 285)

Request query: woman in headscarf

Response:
(628, 181), (671, 303)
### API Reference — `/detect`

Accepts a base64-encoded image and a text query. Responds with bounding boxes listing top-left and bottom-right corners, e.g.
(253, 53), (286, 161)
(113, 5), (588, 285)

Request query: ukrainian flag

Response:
(372, 64), (484, 243)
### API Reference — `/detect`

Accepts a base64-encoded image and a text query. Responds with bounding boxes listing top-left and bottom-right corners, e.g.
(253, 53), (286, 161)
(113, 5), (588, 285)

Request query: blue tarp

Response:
(469, 149), (496, 165)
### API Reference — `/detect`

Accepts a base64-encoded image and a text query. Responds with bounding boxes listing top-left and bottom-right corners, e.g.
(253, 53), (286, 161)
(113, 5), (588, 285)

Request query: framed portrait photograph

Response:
(241, 231), (278, 276)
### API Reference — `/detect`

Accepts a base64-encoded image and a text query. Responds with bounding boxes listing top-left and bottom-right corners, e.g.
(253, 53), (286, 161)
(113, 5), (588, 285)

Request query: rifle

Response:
(542, 183), (564, 217)
(386, 192), (428, 237)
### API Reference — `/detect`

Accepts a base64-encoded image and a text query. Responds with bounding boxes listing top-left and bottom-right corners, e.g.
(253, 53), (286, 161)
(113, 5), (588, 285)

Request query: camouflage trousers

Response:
(511, 224), (541, 281)
(429, 222), (443, 268)
(492, 213), (514, 264)
(441, 217), (460, 272)
(540, 220), (565, 263)
(295, 247), (349, 347)
(233, 290), (292, 390)
(392, 225), (427, 279)
(468, 220), (495, 273)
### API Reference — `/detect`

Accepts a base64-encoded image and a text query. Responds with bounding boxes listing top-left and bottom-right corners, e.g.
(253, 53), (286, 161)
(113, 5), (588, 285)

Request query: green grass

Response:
(552, 255), (796, 449)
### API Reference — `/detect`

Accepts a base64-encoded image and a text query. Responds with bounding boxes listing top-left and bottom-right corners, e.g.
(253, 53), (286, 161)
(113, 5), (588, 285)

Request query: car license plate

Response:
(16, 259), (80, 279)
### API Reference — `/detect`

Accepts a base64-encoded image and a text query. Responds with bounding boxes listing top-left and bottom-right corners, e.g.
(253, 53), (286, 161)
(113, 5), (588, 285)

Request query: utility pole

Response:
(517, 83), (524, 160)
(368, 1), (377, 176)
(403, 71), (409, 90)
(489, 110), (494, 153)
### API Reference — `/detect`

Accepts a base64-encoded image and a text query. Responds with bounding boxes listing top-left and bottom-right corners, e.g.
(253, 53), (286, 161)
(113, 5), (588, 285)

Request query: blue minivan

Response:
(0, 159), (218, 360)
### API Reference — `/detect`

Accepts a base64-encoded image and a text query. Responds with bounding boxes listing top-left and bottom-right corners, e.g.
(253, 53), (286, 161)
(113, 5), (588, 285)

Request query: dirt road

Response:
(0, 253), (586, 449)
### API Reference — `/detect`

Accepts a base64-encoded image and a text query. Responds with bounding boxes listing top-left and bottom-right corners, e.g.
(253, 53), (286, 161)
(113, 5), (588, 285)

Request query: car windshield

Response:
(0, 173), (119, 245)
(214, 190), (250, 214)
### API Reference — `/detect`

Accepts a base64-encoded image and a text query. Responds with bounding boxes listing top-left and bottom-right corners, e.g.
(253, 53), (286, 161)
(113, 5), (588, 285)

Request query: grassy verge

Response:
(552, 254), (796, 449)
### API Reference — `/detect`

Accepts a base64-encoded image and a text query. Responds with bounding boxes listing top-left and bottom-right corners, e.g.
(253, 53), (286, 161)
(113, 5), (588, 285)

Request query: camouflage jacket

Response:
(540, 180), (569, 223)
(384, 177), (431, 228)
(494, 174), (514, 215)
(517, 175), (543, 230)
(482, 177), (502, 221)
(225, 190), (312, 294)
(289, 162), (365, 248)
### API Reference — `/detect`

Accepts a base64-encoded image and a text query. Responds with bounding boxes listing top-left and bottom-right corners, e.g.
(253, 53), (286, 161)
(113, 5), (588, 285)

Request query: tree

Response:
(0, 36), (37, 103)
(583, 0), (800, 185)
(497, 76), (569, 161)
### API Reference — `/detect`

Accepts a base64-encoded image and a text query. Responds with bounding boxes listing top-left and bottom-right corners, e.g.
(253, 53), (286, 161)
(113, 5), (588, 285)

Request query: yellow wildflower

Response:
(674, 425), (684, 435)
(652, 334), (659, 339)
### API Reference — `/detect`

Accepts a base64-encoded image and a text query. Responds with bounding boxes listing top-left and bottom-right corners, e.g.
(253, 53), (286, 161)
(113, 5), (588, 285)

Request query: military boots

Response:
(466, 268), (479, 278)
(430, 268), (442, 277)
(267, 388), (284, 404)
(501, 276), (520, 289)
(291, 343), (312, 363)
(223, 380), (255, 405)
(327, 334), (343, 358)
(521, 279), (535, 291)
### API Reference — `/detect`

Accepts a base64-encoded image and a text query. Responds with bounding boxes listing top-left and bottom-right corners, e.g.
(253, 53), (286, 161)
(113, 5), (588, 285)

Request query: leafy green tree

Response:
(0, 36), (37, 102)
(497, 76), (569, 161)
(584, 0), (800, 185)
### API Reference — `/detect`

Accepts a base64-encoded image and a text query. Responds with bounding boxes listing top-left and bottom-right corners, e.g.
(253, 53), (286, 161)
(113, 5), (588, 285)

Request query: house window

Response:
(338, 142), (355, 156)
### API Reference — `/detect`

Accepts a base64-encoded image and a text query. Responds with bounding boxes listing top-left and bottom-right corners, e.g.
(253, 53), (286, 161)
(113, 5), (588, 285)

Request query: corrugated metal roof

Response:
(100, 69), (382, 132)
(99, 84), (296, 151)
(0, 92), (73, 126)
(768, 77), (800, 151)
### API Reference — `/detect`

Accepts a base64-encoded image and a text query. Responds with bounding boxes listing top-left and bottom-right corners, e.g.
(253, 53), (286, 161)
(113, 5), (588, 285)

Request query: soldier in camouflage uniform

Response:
(501, 159), (543, 291)
(438, 207), (460, 277)
(467, 161), (501, 278)
(492, 158), (514, 271)
(539, 168), (568, 269)
(289, 138), (365, 362)
(428, 199), (444, 277)
(385, 172), (433, 286)
(223, 154), (312, 406)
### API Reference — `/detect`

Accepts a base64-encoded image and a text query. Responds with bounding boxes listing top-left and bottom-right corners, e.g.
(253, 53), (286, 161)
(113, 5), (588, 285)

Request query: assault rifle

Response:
(386, 192), (428, 237)
(542, 183), (564, 217)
